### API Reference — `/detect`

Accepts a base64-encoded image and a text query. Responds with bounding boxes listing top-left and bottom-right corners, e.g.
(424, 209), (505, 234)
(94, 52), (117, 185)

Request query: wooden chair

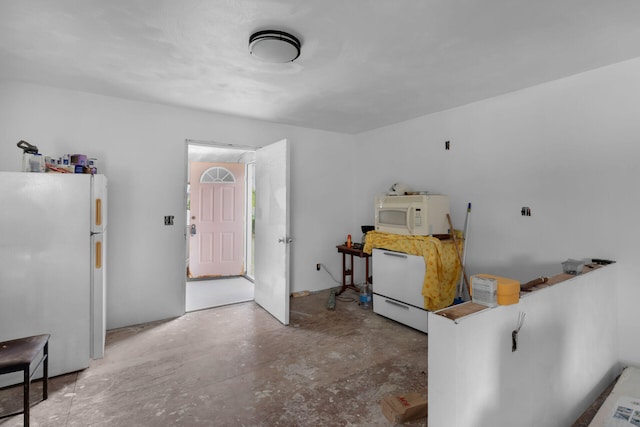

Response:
(0, 334), (50, 427)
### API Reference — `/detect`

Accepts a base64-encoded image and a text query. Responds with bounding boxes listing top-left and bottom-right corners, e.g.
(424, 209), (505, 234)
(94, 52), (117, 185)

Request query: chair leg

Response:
(23, 367), (30, 427)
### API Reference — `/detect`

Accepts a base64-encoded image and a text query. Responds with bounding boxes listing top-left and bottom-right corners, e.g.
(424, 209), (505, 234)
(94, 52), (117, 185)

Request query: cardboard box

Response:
(380, 393), (428, 425)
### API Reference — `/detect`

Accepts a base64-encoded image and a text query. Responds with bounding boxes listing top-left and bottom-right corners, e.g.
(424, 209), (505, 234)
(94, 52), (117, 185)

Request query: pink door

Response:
(189, 162), (246, 278)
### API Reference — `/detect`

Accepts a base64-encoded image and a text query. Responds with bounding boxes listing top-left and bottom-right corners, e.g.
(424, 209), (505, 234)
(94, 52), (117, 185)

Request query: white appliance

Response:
(375, 194), (450, 236)
(0, 172), (107, 386)
(372, 248), (429, 333)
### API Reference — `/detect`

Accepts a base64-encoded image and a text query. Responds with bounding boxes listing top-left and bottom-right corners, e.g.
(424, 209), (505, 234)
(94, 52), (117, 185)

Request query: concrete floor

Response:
(0, 288), (613, 427)
(0, 289), (428, 426)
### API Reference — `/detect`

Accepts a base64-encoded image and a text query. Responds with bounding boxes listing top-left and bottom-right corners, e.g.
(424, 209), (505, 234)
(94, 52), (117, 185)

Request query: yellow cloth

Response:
(364, 231), (462, 311)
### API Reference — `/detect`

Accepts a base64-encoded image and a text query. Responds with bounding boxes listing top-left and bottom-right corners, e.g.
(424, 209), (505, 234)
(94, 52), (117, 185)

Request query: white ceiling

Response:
(2, 0), (640, 134)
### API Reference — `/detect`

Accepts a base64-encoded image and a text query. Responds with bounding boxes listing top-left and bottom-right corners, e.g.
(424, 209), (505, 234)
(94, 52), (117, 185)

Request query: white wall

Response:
(0, 81), (354, 329)
(428, 265), (620, 427)
(354, 57), (640, 366)
(2, 56), (639, 367)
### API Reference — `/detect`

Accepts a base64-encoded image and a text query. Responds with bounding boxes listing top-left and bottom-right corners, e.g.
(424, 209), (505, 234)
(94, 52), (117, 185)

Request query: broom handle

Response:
(447, 213), (471, 296)
(458, 203), (471, 297)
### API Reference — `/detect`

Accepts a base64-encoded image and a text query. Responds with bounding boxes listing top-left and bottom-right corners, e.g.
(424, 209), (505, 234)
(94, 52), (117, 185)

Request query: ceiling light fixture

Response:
(249, 30), (301, 63)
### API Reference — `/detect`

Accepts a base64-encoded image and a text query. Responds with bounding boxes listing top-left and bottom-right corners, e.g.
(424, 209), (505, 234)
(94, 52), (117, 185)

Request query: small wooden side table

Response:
(336, 245), (371, 295)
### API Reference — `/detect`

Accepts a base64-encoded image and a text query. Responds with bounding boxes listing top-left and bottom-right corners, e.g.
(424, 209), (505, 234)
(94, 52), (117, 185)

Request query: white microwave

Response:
(374, 194), (450, 236)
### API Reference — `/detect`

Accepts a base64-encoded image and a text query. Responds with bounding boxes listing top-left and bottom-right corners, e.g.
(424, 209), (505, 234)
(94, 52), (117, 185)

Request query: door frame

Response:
(185, 140), (256, 282)
(184, 139), (290, 324)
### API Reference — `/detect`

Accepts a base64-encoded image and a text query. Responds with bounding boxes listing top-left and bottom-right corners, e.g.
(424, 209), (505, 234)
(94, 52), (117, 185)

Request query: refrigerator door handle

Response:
(95, 198), (102, 227)
(95, 240), (102, 269)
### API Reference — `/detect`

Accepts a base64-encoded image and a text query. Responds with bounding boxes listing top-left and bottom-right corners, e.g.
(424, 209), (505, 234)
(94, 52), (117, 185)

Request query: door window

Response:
(200, 167), (236, 183)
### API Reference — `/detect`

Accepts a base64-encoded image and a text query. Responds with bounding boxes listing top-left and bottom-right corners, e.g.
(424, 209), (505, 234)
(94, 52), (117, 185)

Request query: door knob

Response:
(190, 224), (196, 236)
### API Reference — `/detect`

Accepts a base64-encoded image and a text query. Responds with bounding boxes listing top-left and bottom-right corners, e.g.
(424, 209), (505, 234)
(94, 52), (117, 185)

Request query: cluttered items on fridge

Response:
(17, 140), (99, 174)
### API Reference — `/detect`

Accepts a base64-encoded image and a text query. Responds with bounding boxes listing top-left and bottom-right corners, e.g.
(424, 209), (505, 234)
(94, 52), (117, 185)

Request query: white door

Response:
(254, 139), (290, 325)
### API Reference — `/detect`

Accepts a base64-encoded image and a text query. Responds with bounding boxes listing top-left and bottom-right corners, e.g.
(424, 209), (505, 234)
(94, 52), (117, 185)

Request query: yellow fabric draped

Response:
(364, 231), (462, 311)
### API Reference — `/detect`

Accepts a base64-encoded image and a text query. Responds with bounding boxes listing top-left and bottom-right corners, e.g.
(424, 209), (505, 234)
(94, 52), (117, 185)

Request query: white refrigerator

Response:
(0, 172), (107, 386)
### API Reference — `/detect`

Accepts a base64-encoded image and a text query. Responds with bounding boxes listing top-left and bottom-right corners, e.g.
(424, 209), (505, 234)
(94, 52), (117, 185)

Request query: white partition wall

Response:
(428, 265), (621, 427)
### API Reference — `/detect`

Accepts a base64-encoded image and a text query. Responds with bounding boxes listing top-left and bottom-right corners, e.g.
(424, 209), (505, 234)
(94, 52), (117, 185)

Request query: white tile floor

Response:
(185, 276), (254, 312)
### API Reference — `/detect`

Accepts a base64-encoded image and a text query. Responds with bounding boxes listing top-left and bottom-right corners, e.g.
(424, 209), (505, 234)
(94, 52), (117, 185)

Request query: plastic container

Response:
(471, 274), (521, 307)
(27, 153), (45, 172)
(360, 283), (371, 309)
(562, 259), (585, 275)
(471, 275), (497, 307)
(22, 153), (33, 172)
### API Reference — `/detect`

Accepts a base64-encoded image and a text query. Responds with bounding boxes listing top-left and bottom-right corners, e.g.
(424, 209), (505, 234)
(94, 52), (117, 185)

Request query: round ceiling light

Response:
(249, 30), (301, 63)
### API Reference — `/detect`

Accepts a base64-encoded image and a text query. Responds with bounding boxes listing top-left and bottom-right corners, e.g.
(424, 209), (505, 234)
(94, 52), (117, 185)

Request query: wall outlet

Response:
(164, 215), (174, 225)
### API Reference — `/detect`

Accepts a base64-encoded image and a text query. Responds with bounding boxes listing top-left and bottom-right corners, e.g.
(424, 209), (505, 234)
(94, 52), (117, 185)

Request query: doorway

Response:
(186, 142), (256, 311)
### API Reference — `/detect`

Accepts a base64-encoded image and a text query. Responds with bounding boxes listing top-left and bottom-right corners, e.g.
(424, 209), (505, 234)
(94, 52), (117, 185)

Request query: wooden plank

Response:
(435, 302), (487, 321)
(436, 264), (605, 321)
(522, 264), (602, 292)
